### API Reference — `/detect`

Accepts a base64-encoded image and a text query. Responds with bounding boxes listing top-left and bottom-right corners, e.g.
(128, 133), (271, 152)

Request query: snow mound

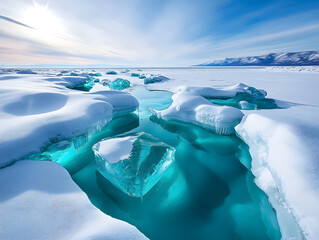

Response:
(236, 114), (319, 239)
(0, 160), (147, 240)
(152, 90), (243, 135)
(0, 73), (139, 167)
(17, 69), (37, 74)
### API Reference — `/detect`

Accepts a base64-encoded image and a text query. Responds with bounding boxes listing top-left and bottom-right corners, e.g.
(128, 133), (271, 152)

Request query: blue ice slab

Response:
(209, 86), (278, 109)
(109, 78), (130, 90)
(131, 73), (139, 77)
(93, 132), (175, 197)
(106, 71), (117, 75)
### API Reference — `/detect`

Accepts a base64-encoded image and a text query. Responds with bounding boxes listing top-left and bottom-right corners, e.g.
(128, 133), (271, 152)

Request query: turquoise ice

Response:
(70, 77), (95, 91)
(108, 78), (130, 90)
(93, 132), (175, 197)
(209, 86), (278, 109)
(107, 71), (117, 75)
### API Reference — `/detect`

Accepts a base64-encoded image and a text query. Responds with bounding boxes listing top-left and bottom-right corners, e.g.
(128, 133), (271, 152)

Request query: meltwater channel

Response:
(33, 85), (281, 240)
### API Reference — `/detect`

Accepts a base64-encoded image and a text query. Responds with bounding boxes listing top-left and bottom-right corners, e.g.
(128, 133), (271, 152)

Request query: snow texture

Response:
(0, 160), (147, 240)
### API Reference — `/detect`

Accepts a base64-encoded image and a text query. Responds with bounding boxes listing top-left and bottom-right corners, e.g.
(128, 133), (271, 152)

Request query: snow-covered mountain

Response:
(198, 51), (319, 66)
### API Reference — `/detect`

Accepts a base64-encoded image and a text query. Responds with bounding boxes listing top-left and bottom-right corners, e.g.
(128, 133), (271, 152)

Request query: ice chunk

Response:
(139, 74), (146, 79)
(120, 69), (130, 73)
(109, 78), (130, 90)
(131, 73), (139, 77)
(144, 75), (169, 84)
(17, 69), (37, 74)
(95, 73), (102, 76)
(106, 71), (117, 75)
(70, 77), (95, 91)
(93, 132), (175, 197)
(239, 101), (257, 110)
(152, 90), (244, 135)
(70, 72), (78, 76)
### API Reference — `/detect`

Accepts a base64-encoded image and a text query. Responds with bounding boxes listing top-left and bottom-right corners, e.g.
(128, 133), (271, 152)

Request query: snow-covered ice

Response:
(151, 86), (244, 135)
(0, 73), (138, 167)
(144, 74), (170, 84)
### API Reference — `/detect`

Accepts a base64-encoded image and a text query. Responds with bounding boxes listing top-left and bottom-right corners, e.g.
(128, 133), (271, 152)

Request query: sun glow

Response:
(22, 1), (64, 35)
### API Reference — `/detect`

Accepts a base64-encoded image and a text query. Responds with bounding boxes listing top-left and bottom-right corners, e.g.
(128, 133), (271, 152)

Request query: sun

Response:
(22, 0), (63, 35)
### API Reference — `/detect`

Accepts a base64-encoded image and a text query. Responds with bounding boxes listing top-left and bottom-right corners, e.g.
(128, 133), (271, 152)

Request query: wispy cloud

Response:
(0, 0), (318, 66)
(0, 15), (34, 29)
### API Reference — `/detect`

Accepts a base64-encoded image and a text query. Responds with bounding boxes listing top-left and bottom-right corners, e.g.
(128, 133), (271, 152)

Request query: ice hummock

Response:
(152, 90), (244, 135)
(144, 74), (169, 84)
(93, 132), (175, 197)
(107, 71), (117, 75)
(108, 78), (130, 90)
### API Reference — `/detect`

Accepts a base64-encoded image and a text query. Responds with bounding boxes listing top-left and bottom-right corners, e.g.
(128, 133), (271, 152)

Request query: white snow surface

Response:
(0, 73), (138, 167)
(94, 136), (137, 163)
(0, 160), (147, 240)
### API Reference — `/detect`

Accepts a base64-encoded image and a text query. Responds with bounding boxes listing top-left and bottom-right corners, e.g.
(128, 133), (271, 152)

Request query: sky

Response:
(0, 0), (319, 66)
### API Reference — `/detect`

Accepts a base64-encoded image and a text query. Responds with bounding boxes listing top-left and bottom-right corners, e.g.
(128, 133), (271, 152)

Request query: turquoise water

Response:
(34, 86), (281, 240)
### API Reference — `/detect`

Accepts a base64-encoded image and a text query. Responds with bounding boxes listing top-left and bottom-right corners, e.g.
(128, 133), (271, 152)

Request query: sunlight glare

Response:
(22, 0), (64, 35)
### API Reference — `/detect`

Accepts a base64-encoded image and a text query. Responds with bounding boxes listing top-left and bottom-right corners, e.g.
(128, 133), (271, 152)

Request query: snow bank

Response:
(0, 160), (147, 240)
(152, 90), (243, 135)
(0, 73), (138, 167)
(236, 114), (319, 239)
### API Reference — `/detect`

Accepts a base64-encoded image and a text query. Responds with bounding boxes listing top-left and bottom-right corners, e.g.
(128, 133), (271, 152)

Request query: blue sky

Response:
(0, 0), (319, 66)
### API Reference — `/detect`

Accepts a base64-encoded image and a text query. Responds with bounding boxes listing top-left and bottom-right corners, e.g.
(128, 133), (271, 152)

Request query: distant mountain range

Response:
(198, 51), (319, 66)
